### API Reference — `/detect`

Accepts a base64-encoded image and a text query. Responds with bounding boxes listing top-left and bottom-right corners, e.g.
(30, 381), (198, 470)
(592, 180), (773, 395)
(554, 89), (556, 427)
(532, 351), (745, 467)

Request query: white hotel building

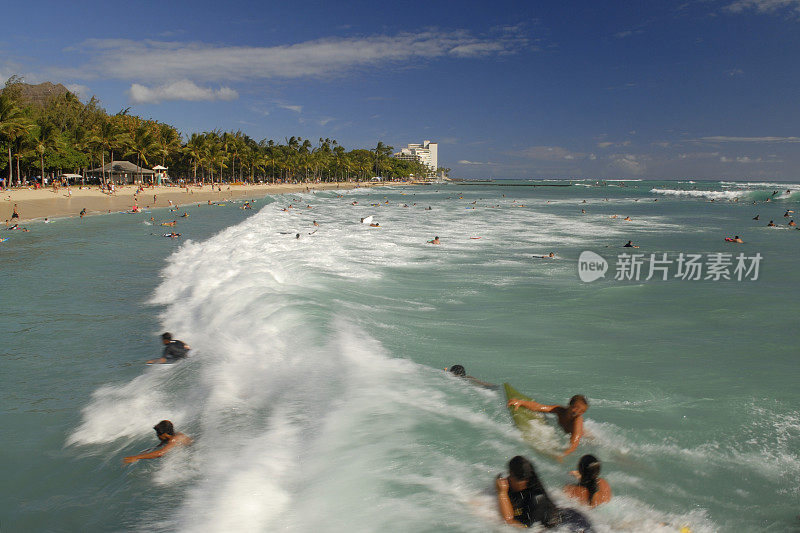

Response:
(393, 140), (438, 177)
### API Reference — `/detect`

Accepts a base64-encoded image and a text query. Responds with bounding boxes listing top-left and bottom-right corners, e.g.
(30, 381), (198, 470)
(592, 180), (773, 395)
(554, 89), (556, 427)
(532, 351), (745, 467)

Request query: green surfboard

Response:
(503, 383), (560, 460)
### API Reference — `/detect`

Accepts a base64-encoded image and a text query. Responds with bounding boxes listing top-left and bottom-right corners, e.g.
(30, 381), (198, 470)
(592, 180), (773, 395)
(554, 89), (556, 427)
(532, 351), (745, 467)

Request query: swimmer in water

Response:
(623, 216), (632, 221)
(163, 232), (181, 238)
(296, 233), (300, 239)
(730, 235), (744, 243)
(427, 236), (440, 245)
(563, 454), (612, 508)
(313, 220), (319, 226)
(753, 214), (759, 220)
(789, 220), (796, 227)
(623, 240), (639, 248)
(181, 212), (189, 218)
(496, 455), (594, 530)
(507, 395), (589, 460)
(536, 252), (556, 259)
(767, 220), (776, 227)
(122, 420), (192, 464)
(446, 365), (496, 389)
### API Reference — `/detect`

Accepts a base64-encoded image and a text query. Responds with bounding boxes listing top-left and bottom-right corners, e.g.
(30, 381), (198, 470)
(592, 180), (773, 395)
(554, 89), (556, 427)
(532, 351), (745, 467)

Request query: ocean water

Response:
(1, 181), (798, 532)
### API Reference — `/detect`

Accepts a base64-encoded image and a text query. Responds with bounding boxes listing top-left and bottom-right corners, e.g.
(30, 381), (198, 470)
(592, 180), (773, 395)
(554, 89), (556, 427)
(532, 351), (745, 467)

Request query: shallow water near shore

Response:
(1, 181), (798, 532)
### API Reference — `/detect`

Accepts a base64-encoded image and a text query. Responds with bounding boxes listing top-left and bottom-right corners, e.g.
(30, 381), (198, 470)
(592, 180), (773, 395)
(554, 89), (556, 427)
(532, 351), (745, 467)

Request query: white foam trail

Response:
(650, 188), (746, 200)
(69, 189), (727, 532)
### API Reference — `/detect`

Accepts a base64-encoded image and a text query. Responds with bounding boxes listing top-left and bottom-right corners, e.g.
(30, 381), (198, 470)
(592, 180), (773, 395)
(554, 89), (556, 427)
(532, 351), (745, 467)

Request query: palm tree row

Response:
(0, 77), (434, 187)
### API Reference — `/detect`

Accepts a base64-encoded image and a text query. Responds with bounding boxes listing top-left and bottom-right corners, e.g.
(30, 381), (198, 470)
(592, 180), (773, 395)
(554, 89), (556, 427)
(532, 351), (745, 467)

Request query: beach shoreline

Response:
(1, 181), (399, 223)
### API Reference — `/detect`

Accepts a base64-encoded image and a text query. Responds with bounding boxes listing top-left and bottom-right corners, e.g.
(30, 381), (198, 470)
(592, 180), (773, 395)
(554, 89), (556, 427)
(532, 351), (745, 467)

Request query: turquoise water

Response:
(1, 181), (798, 532)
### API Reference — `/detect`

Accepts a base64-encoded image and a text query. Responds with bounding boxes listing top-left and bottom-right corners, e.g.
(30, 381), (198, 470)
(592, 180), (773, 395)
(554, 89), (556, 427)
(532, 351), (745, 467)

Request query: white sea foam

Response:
(68, 189), (732, 532)
(650, 188), (746, 201)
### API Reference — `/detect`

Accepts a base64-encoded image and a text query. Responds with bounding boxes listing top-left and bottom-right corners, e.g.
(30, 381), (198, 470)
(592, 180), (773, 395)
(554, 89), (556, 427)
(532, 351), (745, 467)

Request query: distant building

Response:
(394, 140), (438, 177)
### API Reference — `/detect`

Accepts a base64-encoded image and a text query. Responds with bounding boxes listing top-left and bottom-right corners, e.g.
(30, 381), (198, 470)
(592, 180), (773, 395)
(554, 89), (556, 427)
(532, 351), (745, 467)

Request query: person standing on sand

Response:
(11, 204), (19, 220)
(122, 420), (192, 464)
(507, 395), (589, 460)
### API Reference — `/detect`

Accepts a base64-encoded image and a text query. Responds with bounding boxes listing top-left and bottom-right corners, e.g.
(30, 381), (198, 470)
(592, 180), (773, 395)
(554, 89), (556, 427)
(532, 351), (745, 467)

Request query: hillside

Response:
(1, 81), (70, 107)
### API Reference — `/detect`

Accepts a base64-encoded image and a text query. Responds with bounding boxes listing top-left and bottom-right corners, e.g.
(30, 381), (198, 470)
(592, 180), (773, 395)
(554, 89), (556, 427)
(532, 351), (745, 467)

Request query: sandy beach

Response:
(1, 181), (395, 223)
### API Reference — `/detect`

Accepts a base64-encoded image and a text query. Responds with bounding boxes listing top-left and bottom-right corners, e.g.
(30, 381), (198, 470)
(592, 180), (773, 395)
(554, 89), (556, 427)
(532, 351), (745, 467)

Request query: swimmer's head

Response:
(578, 454), (601, 481)
(568, 395), (589, 416)
(296, 233), (300, 239)
(154, 420), (174, 439)
(161, 332), (172, 343)
(448, 365), (466, 377)
(509, 455), (535, 483)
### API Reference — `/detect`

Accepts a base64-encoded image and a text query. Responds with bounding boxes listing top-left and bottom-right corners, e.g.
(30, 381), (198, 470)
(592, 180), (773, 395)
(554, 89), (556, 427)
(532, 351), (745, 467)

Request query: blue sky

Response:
(3, 0), (800, 180)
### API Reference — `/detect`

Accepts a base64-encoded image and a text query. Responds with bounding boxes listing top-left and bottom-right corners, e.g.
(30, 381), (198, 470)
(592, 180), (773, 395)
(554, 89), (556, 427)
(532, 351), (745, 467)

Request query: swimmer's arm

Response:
(561, 416), (584, 458)
(507, 399), (556, 413)
(122, 438), (186, 463)
(466, 376), (497, 388)
(496, 478), (526, 527)
(146, 357), (168, 364)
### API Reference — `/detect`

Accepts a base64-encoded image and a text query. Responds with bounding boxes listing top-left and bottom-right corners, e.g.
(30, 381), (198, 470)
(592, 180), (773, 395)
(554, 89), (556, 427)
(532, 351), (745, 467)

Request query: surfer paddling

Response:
(146, 332), (190, 364)
(507, 394), (589, 460)
(123, 420), (192, 464)
(446, 365), (496, 389)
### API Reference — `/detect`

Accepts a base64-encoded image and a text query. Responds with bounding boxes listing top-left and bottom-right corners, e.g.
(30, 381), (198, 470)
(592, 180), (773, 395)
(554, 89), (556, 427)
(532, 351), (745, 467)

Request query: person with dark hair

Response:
(146, 332), (190, 364)
(122, 420), (192, 464)
(446, 365), (497, 389)
(564, 455), (612, 507)
(508, 395), (589, 460)
(496, 455), (594, 531)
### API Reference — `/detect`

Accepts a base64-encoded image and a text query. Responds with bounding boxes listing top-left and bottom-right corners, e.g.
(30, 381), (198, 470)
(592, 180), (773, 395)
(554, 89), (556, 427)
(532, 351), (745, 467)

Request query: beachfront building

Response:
(89, 161), (155, 184)
(394, 140), (438, 177)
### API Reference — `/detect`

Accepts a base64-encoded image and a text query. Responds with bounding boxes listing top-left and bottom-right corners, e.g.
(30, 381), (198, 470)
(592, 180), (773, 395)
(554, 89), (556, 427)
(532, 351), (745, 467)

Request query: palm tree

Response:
(31, 121), (62, 186)
(373, 141), (393, 178)
(155, 123), (181, 166)
(0, 92), (31, 187)
(126, 124), (158, 184)
(184, 133), (204, 183)
(90, 118), (116, 184)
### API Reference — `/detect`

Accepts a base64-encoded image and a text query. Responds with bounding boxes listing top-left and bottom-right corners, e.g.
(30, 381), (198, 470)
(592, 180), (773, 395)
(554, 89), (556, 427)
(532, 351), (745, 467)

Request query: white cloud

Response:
(277, 103), (302, 113)
(68, 30), (529, 83)
(613, 29), (644, 38)
(597, 140), (631, 148)
(698, 136), (800, 143)
(719, 155), (779, 163)
(609, 154), (646, 175)
(65, 83), (90, 97)
(458, 160), (499, 165)
(517, 145), (586, 161)
(725, 0), (800, 14)
(127, 80), (238, 104)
